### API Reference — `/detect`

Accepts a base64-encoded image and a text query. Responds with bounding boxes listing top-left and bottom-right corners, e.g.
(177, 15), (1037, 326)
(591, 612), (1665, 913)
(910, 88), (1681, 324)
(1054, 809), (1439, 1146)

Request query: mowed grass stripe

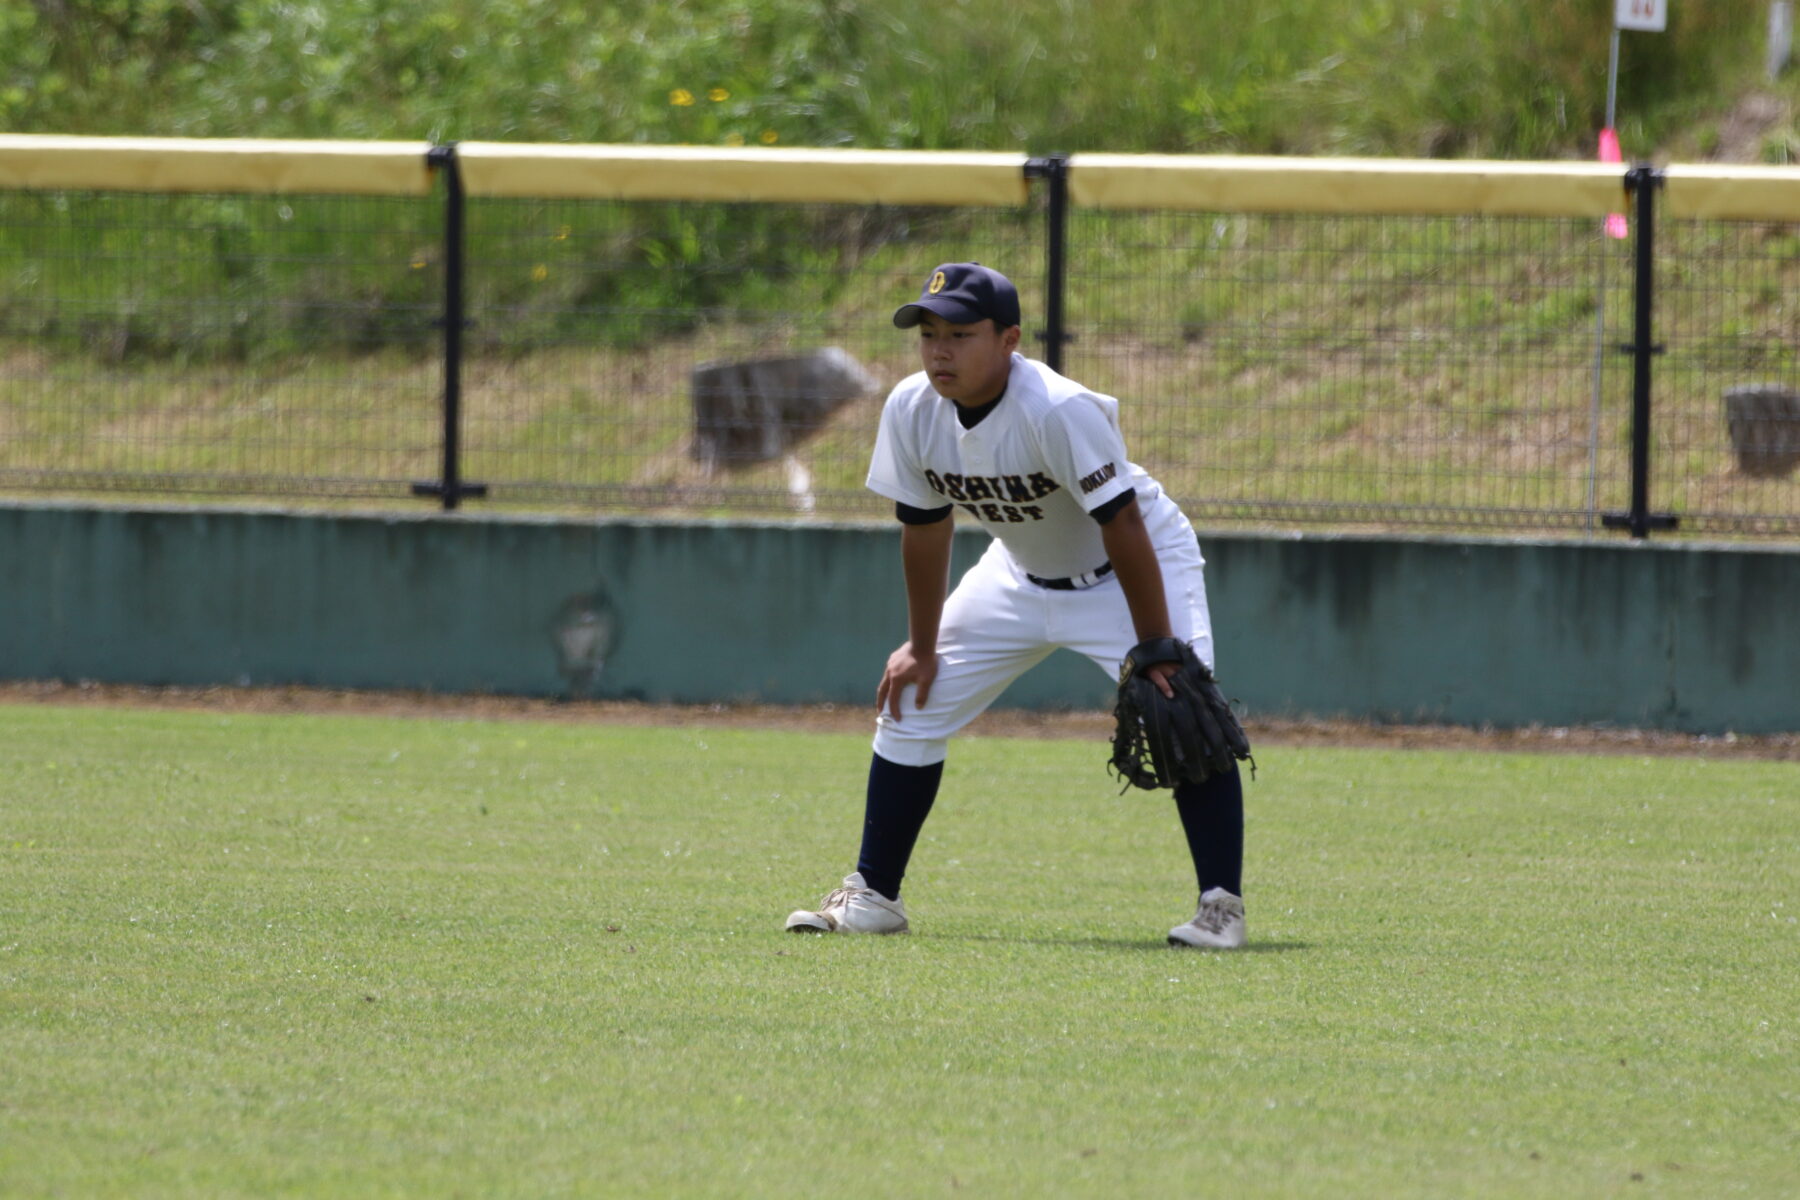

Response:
(2, 706), (1795, 1198)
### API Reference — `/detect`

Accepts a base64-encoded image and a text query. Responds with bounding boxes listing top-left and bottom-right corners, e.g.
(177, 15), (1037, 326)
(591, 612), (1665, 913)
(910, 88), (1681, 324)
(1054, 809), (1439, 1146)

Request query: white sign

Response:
(1617, 0), (1667, 31)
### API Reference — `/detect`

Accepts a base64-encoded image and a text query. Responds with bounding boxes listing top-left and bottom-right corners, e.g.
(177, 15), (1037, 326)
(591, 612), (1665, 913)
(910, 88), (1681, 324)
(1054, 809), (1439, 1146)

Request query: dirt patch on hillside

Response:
(1709, 91), (1789, 162)
(4, 680), (1796, 761)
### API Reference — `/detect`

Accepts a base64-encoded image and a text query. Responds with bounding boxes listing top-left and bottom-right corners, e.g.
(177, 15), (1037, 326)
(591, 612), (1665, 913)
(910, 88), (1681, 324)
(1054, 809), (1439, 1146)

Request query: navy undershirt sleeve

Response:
(896, 501), (954, 525)
(1089, 488), (1137, 525)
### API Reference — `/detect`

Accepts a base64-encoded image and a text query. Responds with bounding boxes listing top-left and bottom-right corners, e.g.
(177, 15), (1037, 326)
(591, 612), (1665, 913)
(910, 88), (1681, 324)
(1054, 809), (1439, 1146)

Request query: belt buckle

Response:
(1073, 563), (1110, 589)
(1029, 561), (1111, 591)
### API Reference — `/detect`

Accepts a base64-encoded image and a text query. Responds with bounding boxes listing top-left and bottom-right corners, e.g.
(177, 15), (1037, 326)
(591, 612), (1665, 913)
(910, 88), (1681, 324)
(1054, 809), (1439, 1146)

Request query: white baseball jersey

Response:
(866, 353), (1179, 580)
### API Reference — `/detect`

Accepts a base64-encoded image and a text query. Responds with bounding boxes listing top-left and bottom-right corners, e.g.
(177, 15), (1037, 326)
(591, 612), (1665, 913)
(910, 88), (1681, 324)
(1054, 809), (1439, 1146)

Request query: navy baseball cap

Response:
(892, 262), (1022, 329)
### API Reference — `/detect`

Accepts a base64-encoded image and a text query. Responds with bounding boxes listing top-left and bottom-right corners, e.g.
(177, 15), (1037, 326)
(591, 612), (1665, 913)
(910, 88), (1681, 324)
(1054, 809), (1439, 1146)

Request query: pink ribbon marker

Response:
(1599, 128), (1629, 239)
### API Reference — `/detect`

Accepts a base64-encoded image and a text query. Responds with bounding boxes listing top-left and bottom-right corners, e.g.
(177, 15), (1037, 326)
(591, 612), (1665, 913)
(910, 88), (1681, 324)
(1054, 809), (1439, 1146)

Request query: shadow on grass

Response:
(928, 933), (1313, 954)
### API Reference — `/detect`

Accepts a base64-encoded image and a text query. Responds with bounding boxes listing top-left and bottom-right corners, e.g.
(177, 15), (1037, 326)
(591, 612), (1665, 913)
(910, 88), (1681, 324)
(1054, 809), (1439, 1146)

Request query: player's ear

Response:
(999, 322), (1022, 352)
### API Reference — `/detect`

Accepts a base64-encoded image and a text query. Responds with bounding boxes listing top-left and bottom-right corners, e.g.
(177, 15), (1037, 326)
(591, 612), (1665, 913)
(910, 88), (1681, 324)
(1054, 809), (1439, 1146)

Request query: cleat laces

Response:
(1192, 898), (1239, 934)
(814, 883), (874, 929)
(820, 885), (860, 912)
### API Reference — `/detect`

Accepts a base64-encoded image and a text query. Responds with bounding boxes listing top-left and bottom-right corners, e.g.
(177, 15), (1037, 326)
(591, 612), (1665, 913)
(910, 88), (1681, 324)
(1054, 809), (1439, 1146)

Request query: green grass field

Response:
(3, 705), (1796, 1198)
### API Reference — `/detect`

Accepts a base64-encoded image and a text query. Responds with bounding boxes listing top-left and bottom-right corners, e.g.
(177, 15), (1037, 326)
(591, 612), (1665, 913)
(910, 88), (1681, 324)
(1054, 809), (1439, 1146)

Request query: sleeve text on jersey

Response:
(1077, 462), (1118, 495)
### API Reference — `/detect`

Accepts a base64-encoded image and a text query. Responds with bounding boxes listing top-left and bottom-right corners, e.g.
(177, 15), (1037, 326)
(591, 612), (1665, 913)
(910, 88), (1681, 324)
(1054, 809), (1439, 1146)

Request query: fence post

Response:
(413, 143), (487, 511)
(1024, 154), (1070, 372)
(1602, 164), (1677, 539)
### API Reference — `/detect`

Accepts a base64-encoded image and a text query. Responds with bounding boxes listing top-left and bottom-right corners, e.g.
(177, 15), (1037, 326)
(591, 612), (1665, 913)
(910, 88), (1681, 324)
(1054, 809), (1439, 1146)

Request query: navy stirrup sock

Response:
(1174, 766), (1245, 897)
(855, 753), (944, 901)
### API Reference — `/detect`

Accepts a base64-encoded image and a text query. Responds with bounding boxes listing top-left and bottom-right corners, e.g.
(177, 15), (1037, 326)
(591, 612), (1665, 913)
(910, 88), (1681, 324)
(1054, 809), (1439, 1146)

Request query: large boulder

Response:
(690, 347), (878, 470)
(1725, 384), (1800, 478)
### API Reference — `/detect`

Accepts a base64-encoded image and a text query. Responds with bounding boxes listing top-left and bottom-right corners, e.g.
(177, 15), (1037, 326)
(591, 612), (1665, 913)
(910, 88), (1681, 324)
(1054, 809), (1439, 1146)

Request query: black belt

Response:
(1026, 561), (1114, 590)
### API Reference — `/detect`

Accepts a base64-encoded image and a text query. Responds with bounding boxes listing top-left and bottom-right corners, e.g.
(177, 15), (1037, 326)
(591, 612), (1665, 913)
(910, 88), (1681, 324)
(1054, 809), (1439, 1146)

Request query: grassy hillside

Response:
(1, 1), (1779, 159)
(3, 2), (1798, 531)
(4, 197), (1796, 534)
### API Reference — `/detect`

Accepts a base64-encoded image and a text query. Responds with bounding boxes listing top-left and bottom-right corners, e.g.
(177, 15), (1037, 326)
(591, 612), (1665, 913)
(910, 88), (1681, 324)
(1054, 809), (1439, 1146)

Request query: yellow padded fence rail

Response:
(1661, 164), (1800, 220)
(1, 136), (1799, 221)
(451, 142), (1030, 206)
(0, 135), (436, 196)
(1066, 154), (1635, 217)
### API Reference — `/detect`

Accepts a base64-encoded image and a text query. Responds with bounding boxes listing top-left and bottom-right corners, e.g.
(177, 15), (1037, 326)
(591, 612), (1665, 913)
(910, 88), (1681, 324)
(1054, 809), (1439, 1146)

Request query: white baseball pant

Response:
(873, 513), (1214, 768)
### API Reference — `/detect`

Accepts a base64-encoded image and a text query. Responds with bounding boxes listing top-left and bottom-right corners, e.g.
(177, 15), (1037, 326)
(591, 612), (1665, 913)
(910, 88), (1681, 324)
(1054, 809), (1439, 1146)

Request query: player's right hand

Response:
(877, 641), (937, 721)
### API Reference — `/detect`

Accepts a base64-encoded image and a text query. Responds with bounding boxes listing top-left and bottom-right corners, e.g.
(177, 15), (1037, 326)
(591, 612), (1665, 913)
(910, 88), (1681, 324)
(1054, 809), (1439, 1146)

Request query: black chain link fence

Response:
(2, 158), (1797, 539)
(0, 189), (443, 500)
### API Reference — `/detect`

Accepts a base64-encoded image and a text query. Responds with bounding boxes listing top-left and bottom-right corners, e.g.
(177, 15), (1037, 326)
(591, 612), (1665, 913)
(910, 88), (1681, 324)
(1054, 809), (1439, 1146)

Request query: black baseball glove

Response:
(1108, 637), (1253, 791)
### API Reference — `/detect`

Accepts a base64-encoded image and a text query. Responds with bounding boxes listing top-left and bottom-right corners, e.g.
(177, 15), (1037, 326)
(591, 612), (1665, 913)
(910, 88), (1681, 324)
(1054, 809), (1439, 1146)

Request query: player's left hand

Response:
(1145, 661), (1178, 699)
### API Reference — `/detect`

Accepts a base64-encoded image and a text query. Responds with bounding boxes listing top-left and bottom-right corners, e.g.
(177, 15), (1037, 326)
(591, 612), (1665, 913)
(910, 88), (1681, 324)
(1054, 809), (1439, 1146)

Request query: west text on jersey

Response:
(956, 500), (1045, 522)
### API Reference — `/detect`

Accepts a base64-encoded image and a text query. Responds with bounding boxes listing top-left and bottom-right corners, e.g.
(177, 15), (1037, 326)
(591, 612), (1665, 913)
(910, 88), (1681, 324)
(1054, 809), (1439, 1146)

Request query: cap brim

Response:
(892, 297), (987, 328)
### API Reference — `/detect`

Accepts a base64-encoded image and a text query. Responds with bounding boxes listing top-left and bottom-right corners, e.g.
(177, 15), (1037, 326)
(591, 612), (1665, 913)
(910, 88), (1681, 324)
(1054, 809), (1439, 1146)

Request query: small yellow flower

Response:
(669, 88), (694, 107)
(759, 129), (779, 145)
(531, 264), (549, 282)
(553, 225), (571, 242)
(707, 87), (729, 103)
(410, 257), (428, 270)
(724, 132), (745, 147)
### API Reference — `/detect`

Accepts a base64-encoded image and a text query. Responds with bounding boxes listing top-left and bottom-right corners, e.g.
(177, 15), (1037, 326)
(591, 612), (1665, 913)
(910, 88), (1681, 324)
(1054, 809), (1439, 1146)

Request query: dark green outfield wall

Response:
(3, 502), (1797, 733)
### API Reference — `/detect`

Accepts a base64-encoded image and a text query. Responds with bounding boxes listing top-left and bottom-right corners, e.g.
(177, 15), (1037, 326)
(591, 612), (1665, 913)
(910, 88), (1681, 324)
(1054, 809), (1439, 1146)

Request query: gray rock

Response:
(1725, 384), (1800, 478)
(691, 347), (878, 469)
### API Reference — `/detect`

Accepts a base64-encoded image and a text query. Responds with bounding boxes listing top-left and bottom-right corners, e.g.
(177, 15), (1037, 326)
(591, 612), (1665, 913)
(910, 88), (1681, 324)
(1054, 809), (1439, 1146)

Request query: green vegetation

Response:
(1, 1), (1774, 157)
(3, 705), (1796, 1196)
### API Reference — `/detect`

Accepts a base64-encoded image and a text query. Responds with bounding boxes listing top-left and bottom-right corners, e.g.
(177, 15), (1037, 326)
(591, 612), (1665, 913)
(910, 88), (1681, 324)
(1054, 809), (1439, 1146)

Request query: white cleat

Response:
(1168, 887), (1247, 949)
(785, 872), (909, 934)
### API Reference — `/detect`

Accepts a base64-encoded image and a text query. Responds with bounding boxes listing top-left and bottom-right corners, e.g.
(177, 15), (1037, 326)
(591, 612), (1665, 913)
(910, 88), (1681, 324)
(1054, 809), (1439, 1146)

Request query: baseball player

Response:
(785, 262), (1248, 948)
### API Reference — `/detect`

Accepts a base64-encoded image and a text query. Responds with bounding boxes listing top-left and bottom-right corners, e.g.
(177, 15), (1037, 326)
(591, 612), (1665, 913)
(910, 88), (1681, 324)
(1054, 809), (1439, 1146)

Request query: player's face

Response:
(915, 311), (1020, 406)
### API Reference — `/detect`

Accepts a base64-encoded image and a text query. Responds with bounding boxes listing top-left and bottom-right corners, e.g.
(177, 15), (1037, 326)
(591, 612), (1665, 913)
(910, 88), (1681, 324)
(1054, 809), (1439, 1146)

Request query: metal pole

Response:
(1770, 1), (1793, 82)
(414, 143), (486, 510)
(1587, 245), (1606, 534)
(1588, 27), (1622, 532)
(1025, 154), (1070, 373)
(1625, 166), (1654, 536)
(1606, 28), (1621, 128)
(1602, 165), (1676, 538)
